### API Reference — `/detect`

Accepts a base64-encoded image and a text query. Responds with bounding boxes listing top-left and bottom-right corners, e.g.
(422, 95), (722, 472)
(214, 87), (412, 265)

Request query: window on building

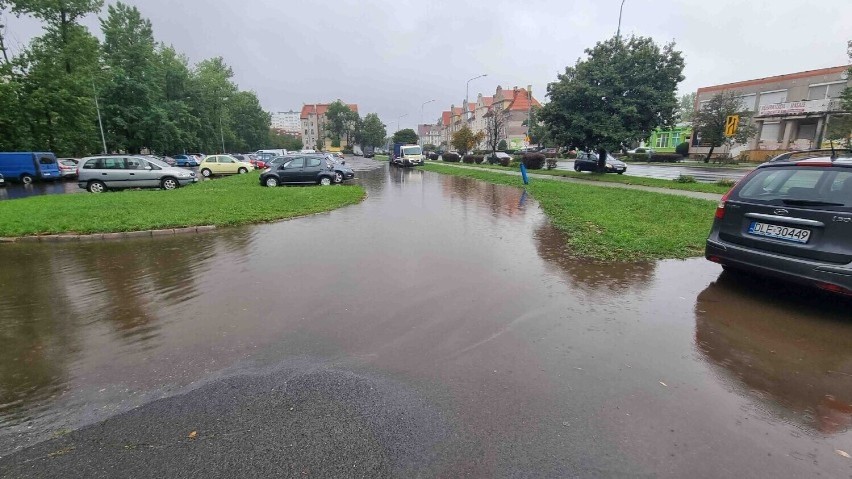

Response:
(656, 133), (669, 148)
(758, 90), (787, 107)
(671, 132), (681, 145)
(736, 94), (756, 111)
(760, 122), (781, 141)
(808, 82), (846, 100)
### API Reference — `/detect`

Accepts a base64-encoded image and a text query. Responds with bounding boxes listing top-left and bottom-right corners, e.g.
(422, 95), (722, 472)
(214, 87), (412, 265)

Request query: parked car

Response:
(57, 158), (80, 179)
(259, 156), (336, 187)
(767, 148), (851, 163)
(322, 156), (355, 183)
(487, 152), (512, 164)
(627, 147), (655, 157)
(0, 152), (61, 184)
(198, 154), (253, 177)
(78, 155), (197, 193)
(173, 154), (199, 167)
(161, 156), (177, 166)
(573, 151), (627, 174)
(706, 155), (852, 296)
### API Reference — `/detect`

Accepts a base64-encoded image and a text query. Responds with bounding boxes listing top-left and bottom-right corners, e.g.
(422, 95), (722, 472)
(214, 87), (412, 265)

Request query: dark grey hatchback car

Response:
(706, 156), (852, 296)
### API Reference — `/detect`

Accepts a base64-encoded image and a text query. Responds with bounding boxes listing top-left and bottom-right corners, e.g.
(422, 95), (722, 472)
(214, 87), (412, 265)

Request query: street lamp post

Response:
(397, 114), (408, 134)
(616, 0), (626, 40)
(220, 96), (229, 154)
(91, 79), (108, 154)
(419, 99), (435, 145)
(465, 74), (487, 123)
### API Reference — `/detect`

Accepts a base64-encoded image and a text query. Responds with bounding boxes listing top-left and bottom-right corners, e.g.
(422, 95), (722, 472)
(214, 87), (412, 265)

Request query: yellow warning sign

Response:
(725, 115), (740, 137)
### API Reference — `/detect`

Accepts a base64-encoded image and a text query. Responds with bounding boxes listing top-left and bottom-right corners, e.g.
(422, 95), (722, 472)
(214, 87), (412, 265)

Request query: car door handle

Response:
(102, 173), (107, 175)
(129, 173), (135, 176)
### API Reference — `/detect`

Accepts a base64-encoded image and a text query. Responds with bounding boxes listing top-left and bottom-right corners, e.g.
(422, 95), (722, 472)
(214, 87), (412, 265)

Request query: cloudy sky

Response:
(3, 0), (850, 131)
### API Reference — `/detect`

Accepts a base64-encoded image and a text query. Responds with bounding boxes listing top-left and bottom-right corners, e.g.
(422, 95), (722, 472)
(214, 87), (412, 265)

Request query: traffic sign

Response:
(725, 115), (740, 137)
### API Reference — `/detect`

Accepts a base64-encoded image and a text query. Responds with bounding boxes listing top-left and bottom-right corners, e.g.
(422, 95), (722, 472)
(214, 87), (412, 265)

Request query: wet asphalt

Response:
(0, 158), (850, 478)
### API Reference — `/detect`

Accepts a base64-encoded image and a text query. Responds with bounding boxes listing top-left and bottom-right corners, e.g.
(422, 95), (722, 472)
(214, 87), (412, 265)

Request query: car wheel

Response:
(265, 177), (279, 187)
(161, 177), (179, 190)
(87, 180), (106, 193)
(333, 172), (343, 183)
(574, 164), (581, 172)
(319, 176), (332, 186)
(20, 174), (34, 185)
(617, 171), (624, 175)
(201, 168), (212, 178)
(238, 167), (248, 174)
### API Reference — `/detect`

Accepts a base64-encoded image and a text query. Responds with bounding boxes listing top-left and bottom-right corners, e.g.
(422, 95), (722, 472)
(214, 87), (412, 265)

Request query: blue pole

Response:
(520, 163), (529, 185)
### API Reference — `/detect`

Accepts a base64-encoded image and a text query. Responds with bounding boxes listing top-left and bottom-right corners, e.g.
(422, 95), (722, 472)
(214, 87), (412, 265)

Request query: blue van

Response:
(0, 152), (61, 184)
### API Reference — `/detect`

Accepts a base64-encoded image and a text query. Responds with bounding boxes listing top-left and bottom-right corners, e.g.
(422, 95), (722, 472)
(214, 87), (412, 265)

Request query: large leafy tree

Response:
(392, 128), (418, 144)
(540, 35), (685, 170)
(483, 108), (507, 156)
(325, 100), (358, 146)
(225, 91), (270, 152)
(691, 91), (757, 162)
(677, 92), (697, 123)
(826, 41), (852, 148)
(359, 113), (386, 148)
(451, 125), (483, 156)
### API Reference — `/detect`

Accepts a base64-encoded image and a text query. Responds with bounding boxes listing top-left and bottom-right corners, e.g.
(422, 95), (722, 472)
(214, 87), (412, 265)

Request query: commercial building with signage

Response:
(693, 66), (850, 157)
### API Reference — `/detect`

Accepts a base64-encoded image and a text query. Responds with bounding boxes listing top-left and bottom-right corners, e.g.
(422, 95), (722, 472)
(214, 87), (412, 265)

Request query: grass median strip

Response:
(420, 163), (717, 261)
(432, 161), (732, 194)
(0, 172), (365, 237)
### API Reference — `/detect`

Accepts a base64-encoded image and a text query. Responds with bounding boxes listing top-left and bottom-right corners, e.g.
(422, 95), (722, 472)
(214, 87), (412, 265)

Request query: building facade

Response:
(647, 125), (692, 153)
(270, 110), (301, 133)
(693, 66), (850, 156)
(300, 102), (359, 151)
(417, 124), (442, 146)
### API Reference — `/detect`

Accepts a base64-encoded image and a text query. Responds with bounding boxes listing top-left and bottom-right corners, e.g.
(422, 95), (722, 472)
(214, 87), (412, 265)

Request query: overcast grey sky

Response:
(4, 0), (850, 131)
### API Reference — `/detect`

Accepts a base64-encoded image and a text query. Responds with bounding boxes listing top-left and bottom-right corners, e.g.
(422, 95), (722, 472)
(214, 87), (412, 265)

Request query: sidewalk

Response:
(422, 163), (723, 201)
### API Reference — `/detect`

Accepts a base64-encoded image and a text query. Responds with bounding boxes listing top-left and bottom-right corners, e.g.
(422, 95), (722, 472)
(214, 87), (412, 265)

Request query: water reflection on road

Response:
(0, 159), (850, 477)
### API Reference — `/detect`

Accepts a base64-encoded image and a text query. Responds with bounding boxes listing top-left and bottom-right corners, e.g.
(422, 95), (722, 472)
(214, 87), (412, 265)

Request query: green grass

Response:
(425, 160), (732, 194)
(420, 163), (717, 261)
(0, 172), (365, 237)
(374, 155), (389, 161)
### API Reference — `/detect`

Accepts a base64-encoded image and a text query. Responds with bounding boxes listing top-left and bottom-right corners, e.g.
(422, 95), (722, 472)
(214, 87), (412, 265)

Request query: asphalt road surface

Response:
(1, 158), (849, 478)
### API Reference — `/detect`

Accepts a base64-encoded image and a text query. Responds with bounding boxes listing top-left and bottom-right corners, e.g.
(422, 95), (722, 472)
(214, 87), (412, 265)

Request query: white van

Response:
(256, 149), (287, 157)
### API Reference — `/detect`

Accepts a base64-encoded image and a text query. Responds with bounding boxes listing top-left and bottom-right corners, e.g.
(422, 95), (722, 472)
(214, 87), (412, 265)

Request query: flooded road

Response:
(1, 159), (850, 477)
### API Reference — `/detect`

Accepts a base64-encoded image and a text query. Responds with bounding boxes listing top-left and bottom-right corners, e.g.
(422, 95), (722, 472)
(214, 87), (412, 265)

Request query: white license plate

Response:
(748, 221), (811, 244)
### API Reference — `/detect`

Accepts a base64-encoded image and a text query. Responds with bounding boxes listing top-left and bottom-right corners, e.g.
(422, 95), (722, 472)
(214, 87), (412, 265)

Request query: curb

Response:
(0, 225), (217, 244)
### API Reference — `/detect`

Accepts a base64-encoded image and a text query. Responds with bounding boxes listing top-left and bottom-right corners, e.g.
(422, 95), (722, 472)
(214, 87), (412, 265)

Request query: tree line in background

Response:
(0, 0), (270, 157)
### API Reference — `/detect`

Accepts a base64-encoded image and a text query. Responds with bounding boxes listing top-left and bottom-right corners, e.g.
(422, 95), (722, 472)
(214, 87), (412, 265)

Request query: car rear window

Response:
(735, 167), (852, 208)
(38, 156), (55, 164)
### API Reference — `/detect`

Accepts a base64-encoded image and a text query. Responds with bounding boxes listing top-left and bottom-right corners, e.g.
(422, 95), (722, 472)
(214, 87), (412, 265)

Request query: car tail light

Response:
(707, 255), (723, 264)
(715, 189), (733, 219)
(815, 282), (852, 297)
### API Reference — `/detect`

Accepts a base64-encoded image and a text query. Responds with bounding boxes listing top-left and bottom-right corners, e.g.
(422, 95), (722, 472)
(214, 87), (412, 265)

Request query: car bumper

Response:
(179, 177), (198, 185)
(705, 237), (852, 294)
(59, 171), (77, 178)
(402, 159), (423, 166)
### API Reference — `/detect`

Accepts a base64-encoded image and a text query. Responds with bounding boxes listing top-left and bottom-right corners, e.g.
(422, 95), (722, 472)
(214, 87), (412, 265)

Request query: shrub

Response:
(499, 156), (511, 167)
(542, 151), (558, 159)
(566, 150), (577, 159)
(508, 160), (521, 168)
(505, 149), (517, 155)
(428, 152), (439, 161)
(522, 153), (546, 170)
(674, 175), (697, 183)
(498, 139), (507, 151)
(715, 178), (736, 188)
(473, 154), (485, 164)
(341, 147), (354, 154)
(463, 154), (475, 163)
(649, 153), (683, 163)
(675, 142), (690, 156)
(442, 152), (461, 162)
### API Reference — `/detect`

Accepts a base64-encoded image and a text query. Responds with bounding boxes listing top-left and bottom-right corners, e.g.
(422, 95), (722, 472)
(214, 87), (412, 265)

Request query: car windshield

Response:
(402, 147), (422, 155)
(736, 166), (852, 209)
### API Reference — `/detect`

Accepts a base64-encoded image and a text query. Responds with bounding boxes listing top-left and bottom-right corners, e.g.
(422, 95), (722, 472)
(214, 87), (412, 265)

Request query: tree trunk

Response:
(597, 148), (607, 172)
(704, 145), (715, 163)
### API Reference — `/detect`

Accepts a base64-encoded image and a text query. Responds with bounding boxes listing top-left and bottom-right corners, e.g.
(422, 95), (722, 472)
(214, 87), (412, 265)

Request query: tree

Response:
(451, 125), (484, 156)
(677, 92), (696, 123)
(826, 41), (852, 148)
(483, 108), (507, 156)
(392, 128), (418, 144)
(539, 35), (685, 171)
(524, 105), (549, 146)
(359, 113), (386, 148)
(691, 91), (757, 162)
(325, 99), (358, 146)
(268, 130), (302, 151)
(497, 139), (507, 151)
(422, 143), (437, 152)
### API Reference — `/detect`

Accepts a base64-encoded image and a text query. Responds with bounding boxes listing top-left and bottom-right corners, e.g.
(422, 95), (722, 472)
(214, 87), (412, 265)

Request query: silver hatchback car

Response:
(706, 155), (852, 296)
(77, 155), (197, 193)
